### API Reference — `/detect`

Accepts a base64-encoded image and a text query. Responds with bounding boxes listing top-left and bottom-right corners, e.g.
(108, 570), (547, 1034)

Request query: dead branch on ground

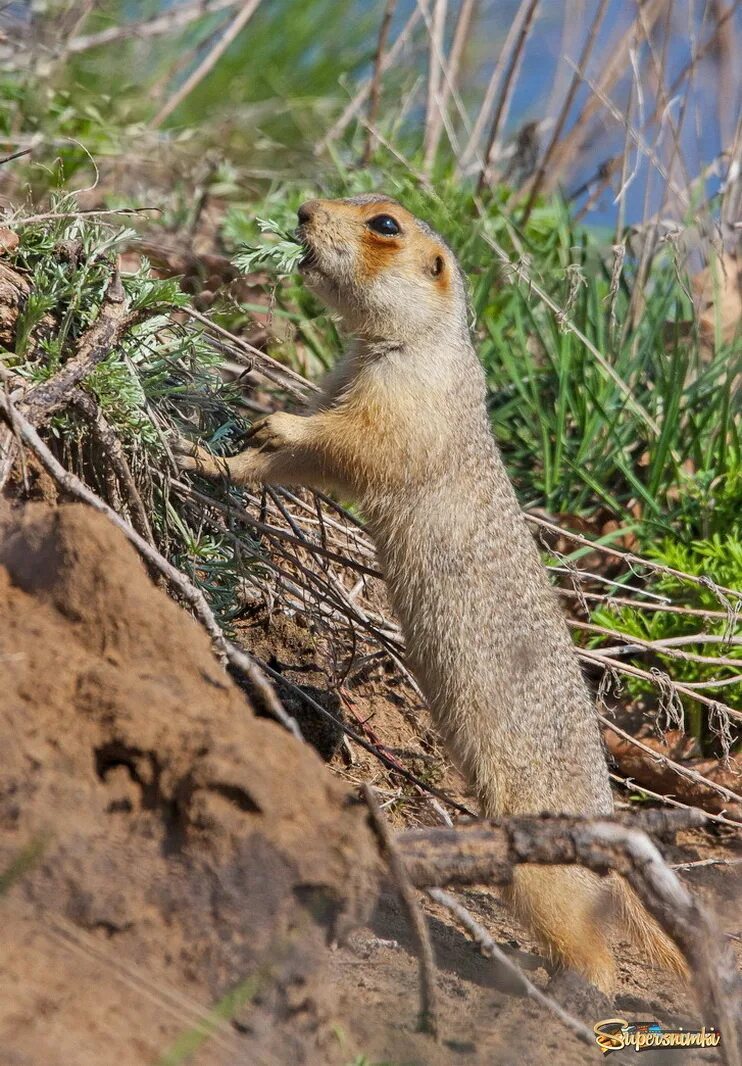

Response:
(427, 887), (596, 1046)
(364, 784), (440, 1041)
(398, 810), (741, 1066)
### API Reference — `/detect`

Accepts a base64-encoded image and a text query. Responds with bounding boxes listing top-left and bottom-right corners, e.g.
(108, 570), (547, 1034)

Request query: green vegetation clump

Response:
(592, 536), (742, 730)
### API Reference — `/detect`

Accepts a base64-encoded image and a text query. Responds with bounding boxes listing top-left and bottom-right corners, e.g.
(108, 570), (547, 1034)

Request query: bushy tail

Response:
(615, 877), (689, 979)
(507, 866), (688, 993)
(507, 865), (617, 993)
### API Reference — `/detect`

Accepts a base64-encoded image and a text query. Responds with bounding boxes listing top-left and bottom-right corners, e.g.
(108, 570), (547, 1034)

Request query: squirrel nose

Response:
(297, 200), (319, 225)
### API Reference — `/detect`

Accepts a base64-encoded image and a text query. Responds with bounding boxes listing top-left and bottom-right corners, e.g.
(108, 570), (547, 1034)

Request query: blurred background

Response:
(2, 0), (740, 231)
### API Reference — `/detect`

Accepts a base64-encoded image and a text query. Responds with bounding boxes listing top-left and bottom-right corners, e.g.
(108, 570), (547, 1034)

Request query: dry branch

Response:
(362, 0), (397, 165)
(183, 306), (316, 400)
(364, 784), (440, 1040)
(422, 0), (449, 173)
(519, 0), (610, 220)
(476, 0), (540, 191)
(398, 811), (741, 1066)
(64, 0), (242, 55)
(537, 0), (666, 196)
(21, 271), (128, 421)
(603, 726), (742, 818)
(459, 0), (532, 171)
(260, 660), (475, 816)
(316, 6), (422, 153)
(572, 0), (742, 215)
(71, 389), (154, 546)
(436, 0), (477, 139)
(151, 0), (264, 127)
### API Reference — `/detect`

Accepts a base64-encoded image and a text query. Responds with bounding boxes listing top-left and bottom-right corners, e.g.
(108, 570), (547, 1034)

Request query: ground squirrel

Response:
(177, 194), (685, 992)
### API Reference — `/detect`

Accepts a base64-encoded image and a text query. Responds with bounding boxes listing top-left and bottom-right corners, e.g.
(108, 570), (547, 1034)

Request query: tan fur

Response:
(177, 194), (687, 992)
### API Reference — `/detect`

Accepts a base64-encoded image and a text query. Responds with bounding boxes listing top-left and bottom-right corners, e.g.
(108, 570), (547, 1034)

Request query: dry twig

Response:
(476, 0), (540, 191)
(364, 783), (440, 1040)
(151, 0), (264, 127)
(427, 888), (595, 1045)
(362, 0), (398, 165)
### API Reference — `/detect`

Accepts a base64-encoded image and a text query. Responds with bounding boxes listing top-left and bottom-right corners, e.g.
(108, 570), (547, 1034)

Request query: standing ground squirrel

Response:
(177, 194), (685, 992)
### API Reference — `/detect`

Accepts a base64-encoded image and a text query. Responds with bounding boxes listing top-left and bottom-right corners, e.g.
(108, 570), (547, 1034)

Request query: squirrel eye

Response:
(367, 214), (401, 236)
(431, 255), (444, 277)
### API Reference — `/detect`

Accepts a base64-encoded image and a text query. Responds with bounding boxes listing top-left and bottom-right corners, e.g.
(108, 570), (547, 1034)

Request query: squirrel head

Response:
(296, 194), (467, 345)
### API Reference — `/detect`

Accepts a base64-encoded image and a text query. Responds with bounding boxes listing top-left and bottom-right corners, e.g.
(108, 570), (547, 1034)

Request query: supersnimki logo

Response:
(594, 1018), (721, 1055)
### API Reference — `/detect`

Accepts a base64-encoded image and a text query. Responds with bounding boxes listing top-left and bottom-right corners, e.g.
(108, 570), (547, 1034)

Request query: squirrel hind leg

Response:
(507, 865), (617, 995)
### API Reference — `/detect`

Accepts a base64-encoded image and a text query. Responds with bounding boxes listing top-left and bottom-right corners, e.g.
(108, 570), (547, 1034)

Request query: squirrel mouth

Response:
(298, 250), (317, 273)
(296, 228), (320, 274)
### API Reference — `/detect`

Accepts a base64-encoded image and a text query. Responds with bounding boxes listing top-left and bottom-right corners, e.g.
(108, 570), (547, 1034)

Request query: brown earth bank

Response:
(0, 502), (380, 1066)
(0, 501), (739, 1066)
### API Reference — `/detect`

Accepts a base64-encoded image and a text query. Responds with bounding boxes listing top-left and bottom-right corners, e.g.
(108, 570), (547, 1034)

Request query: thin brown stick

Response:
(176, 479), (382, 578)
(363, 784), (440, 1040)
(538, 0), (666, 196)
(527, 511), (742, 602)
(65, 0), (242, 55)
(0, 147), (32, 166)
(422, 0), (448, 173)
(610, 772), (742, 830)
(598, 715), (742, 810)
(556, 586), (729, 621)
(458, 0), (533, 171)
(571, 0), (742, 214)
(519, 0), (610, 221)
(152, 0), (264, 127)
(265, 664), (473, 816)
(316, 6), (422, 153)
(437, 0), (477, 129)
(183, 306), (317, 399)
(8, 208), (159, 227)
(21, 271), (128, 421)
(671, 857), (742, 871)
(362, 0), (397, 165)
(426, 888), (594, 1045)
(72, 389), (154, 546)
(570, 617), (742, 670)
(476, 0), (540, 192)
(399, 813), (741, 1066)
(587, 651), (742, 728)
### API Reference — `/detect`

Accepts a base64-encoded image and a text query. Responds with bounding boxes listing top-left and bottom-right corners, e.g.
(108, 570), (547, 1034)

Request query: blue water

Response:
(380, 0), (742, 227)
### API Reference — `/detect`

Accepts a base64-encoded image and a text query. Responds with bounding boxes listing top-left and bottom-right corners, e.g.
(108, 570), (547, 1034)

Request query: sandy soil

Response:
(0, 503), (379, 1066)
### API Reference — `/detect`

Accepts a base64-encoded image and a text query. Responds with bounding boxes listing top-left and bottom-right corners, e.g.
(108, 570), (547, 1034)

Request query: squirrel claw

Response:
(170, 434), (199, 458)
(170, 434), (214, 474)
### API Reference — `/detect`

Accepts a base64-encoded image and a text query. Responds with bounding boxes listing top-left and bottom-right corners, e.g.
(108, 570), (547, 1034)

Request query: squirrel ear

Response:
(430, 254), (445, 277)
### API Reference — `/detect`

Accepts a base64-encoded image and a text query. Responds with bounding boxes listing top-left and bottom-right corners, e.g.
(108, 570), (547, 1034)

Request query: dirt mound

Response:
(0, 503), (380, 1066)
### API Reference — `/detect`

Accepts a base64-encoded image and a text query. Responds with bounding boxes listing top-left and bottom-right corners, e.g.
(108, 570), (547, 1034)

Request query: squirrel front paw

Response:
(171, 434), (223, 476)
(244, 412), (306, 453)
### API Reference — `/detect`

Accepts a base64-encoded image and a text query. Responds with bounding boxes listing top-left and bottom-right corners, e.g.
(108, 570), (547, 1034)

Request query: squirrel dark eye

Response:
(431, 255), (444, 277)
(367, 214), (401, 236)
